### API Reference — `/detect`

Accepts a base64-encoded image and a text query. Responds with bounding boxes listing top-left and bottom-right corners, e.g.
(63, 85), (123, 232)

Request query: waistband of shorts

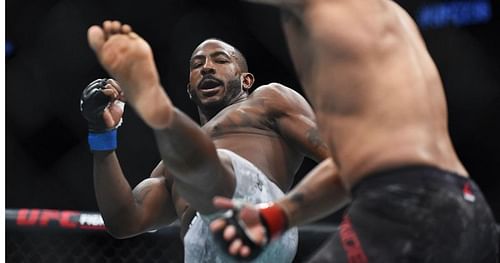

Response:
(350, 165), (471, 197)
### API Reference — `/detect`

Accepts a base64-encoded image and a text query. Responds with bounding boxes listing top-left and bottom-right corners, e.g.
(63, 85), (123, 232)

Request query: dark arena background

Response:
(6, 0), (500, 262)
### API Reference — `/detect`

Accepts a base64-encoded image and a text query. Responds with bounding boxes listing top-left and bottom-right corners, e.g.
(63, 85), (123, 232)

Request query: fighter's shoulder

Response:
(251, 82), (305, 102)
(251, 83), (313, 115)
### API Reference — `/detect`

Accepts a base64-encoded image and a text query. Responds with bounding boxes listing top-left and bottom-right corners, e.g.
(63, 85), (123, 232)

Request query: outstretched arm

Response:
(211, 157), (349, 258)
(87, 21), (235, 215)
(277, 157), (349, 226)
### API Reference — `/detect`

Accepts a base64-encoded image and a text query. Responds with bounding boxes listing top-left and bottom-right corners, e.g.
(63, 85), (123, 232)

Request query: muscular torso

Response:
(283, 0), (467, 189)
(169, 84), (320, 234)
(203, 97), (303, 190)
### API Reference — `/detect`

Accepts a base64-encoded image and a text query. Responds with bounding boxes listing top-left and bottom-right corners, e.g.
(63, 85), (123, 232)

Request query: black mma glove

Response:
(80, 78), (124, 151)
(81, 78), (112, 132)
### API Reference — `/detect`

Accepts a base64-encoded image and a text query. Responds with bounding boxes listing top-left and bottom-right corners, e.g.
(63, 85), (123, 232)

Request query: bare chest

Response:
(201, 105), (276, 138)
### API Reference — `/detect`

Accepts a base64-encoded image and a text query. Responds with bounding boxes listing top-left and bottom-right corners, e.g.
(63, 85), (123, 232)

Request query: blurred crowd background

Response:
(6, 0), (500, 224)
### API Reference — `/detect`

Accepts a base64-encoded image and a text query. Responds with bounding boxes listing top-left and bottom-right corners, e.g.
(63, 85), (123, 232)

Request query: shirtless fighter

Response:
(209, 1), (499, 262)
(83, 20), (329, 262)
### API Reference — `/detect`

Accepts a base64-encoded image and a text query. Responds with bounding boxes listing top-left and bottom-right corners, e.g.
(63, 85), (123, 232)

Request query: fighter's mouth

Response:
(198, 77), (223, 90)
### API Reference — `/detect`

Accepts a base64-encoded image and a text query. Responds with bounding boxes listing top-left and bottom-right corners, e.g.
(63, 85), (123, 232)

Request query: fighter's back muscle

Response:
(287, 0), (466, 183)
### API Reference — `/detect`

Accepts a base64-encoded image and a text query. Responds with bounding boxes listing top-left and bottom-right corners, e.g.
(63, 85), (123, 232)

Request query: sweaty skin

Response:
(277, 0), (468, 187)
(210, 0), (469, 258)
(87, 21), (329, 239)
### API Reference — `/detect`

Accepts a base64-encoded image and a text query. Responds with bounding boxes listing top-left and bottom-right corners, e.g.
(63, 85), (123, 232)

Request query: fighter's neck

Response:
(198, 96), (247, 125)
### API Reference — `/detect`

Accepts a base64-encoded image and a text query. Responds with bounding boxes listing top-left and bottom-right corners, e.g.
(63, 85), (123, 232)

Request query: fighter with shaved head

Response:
(81, 20), (331, 262)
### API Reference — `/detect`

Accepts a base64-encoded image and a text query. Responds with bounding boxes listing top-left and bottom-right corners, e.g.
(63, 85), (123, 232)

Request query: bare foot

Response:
(87, 20), (173, 129)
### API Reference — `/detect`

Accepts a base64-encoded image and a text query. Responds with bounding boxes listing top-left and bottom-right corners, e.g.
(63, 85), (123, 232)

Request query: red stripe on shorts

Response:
(339, 215), (368, 263)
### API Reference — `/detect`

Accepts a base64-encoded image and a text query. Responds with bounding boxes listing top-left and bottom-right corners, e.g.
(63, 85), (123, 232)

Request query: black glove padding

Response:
(80, 78), (112, 132)
(213, 209), (265, 261)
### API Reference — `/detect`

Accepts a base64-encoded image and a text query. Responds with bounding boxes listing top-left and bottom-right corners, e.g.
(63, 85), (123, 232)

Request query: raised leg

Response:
(87, 20), (172, 130)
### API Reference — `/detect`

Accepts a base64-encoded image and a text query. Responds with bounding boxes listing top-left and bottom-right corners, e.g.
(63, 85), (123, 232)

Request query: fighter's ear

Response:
(241, 73), (255, 92)
(186, 83), (193, 99)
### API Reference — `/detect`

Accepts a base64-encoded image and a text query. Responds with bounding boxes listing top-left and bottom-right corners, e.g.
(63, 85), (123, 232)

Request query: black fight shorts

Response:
(307, 165), (498, 263)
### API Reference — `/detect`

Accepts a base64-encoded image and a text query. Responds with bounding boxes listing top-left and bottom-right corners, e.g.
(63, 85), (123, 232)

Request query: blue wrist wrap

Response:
(88, 129), (117, 151)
